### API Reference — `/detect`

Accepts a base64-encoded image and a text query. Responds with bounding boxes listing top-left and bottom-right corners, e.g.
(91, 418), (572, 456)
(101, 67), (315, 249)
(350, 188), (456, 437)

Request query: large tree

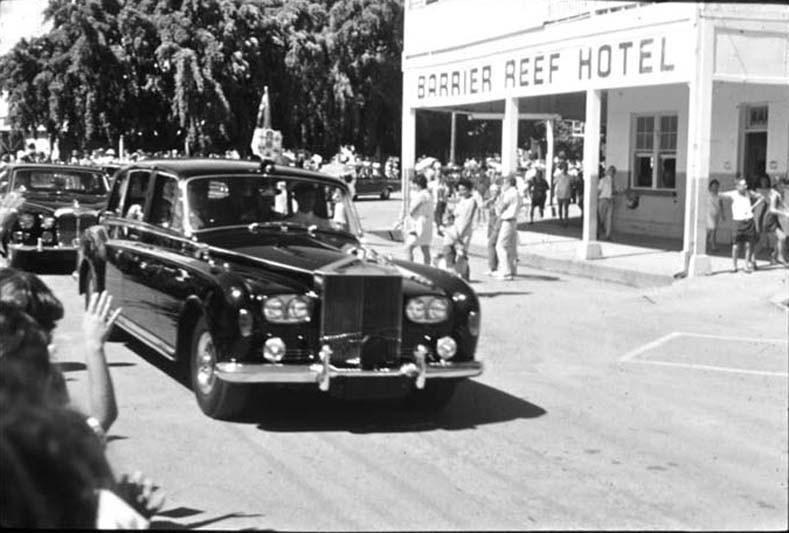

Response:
(0, 0), (405, 158)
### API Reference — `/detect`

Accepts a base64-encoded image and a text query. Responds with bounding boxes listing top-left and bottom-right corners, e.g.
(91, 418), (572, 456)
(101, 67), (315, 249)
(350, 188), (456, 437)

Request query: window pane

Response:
(634, 155), (653, 188)
(660, 115), (678, 150)
(658, 157), (676, 189)
(148, 177), (180, 229)
(747, 106), (768, 129)
(636, 116), (654, 150)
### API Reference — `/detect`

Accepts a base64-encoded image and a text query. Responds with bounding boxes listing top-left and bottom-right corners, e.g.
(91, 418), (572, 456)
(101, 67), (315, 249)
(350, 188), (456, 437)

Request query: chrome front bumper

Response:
(214, 345), (483, 391)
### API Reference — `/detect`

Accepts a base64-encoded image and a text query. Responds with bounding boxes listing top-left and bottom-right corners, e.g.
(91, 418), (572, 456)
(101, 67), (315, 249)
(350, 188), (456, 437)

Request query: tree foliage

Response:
(0, 0), (404, 157)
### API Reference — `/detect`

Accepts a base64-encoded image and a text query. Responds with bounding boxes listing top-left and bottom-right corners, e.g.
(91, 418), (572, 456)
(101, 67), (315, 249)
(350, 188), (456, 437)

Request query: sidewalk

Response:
(368, 202), (787, 289)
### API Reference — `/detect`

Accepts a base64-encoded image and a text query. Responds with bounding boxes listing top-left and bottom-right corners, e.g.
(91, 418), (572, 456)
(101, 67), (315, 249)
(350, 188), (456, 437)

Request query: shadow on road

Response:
(233, 380), (545, 433)
(152, 508), (264, 530)
(119, 336), (546, 433)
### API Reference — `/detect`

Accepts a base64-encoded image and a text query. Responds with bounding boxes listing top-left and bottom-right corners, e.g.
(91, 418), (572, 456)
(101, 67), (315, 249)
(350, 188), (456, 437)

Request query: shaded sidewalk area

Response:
(368, 204), (786, 289)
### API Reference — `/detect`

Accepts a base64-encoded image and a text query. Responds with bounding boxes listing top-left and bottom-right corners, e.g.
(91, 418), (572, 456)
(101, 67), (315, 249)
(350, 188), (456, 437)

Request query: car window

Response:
(122, 170), (151, 220)
(147, 175), (181, 230)
(11, 169), (107, 194)
(106, 174), (124, 215)
(185, 176), (360, 235)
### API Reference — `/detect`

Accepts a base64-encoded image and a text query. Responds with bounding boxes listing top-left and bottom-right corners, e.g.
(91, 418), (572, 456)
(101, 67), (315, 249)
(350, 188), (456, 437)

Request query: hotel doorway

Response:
(741, 105), (768, 188)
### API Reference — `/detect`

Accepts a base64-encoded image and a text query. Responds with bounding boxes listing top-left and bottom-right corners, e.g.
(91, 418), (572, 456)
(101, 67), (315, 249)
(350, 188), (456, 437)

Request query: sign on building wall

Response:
(407, 25), (692, 107)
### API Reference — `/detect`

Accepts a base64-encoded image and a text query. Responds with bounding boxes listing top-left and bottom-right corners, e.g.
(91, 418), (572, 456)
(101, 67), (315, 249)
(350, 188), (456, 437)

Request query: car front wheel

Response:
(190, 316), (247, 419)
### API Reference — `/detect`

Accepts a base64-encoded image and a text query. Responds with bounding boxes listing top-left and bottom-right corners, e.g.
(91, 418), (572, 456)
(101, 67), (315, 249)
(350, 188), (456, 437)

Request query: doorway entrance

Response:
(743, 131), (767, 187)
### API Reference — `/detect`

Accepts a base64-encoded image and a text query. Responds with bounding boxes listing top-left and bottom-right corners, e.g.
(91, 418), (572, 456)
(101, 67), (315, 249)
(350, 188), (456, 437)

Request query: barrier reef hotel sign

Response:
(409, 26), (691, 106)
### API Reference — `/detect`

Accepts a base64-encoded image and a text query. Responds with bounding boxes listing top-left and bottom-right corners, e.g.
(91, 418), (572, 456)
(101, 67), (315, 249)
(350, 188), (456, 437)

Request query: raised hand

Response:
(83, 291), (121, 348)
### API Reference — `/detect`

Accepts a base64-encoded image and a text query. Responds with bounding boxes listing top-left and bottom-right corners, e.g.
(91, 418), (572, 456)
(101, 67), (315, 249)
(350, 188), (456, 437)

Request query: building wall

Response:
(605, 84), (688, 239)
(606, 82), (789, 241)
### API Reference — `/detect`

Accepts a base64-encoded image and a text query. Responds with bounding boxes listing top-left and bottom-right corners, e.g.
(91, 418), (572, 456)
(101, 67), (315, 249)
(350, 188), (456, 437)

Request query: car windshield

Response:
(13, 169), (108, 195)
(185, 175), (363, 236)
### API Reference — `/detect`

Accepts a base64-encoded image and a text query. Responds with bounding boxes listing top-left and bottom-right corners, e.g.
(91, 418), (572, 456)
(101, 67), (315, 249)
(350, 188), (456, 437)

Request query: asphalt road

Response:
(41, 196), (788, 530)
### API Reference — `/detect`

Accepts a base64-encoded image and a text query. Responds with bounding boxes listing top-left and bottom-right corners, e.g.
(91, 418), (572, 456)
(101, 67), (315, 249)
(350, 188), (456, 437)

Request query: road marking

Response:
(619, 331), (789, 378)
(674, 331), (789, 344)
(618, 332), (683, 362)
(627, 359), (789, 378)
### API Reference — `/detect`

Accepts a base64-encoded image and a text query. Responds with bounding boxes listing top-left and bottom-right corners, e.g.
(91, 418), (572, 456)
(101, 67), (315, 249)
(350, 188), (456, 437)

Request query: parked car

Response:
(350, 164), (401, 200)
(78, 159), (482, 419)
(0, 163), (109, 269)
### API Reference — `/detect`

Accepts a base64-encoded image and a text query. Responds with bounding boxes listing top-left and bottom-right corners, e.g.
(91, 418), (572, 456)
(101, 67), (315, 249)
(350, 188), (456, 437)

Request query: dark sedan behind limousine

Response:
(0, 163), (109, 270)
(77, 158), (482, 419)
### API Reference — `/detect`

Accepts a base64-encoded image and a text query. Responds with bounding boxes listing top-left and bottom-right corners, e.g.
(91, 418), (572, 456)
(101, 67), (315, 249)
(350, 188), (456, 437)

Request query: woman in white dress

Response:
(405, 174), (434, 265)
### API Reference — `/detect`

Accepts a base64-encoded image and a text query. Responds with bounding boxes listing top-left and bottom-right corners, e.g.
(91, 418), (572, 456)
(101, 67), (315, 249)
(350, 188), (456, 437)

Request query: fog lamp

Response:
(19, 213), (35, 229)
(467, 311), (480, 337)
(436, 336), (457, 360)
(238, 309), (253, 337)
(263, 337), (286, 362)
(40, 231), (54, 244)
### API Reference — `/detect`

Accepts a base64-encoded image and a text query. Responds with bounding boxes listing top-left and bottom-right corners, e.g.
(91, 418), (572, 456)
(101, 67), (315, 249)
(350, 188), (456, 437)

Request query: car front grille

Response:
(56, 213), (97, 246)
(320, 273), (403, 369)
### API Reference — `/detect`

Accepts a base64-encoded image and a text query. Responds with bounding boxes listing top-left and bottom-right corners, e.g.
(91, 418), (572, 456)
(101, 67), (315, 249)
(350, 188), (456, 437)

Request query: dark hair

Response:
(507, 174), (517, 187)
(0, 269), (64, 333)
(0, 403), (114, 528)
(708, 179), (720, 188)
(0, 303), (68, 409)
(457, 178), (473, 190)
(413, 174), (428, 189)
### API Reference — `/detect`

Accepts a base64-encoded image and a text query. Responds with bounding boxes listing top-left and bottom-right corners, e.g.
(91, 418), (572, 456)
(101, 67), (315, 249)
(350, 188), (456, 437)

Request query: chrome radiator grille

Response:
(56, 213), (96, 246)
(320, 274), (403, 369)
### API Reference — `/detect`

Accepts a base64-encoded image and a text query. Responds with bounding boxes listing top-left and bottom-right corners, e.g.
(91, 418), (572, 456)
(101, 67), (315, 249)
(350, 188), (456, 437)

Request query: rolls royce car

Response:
(0, 163), (109, 269)
(78, 159), (482, 419)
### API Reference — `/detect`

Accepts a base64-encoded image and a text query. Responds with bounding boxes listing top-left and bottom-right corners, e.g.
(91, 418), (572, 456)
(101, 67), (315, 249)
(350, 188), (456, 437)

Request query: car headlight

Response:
(40, 216), (55, 229)
(18, 213), (35, 229)
(263, 294), (312, 323)
(405, 296), (450, 323)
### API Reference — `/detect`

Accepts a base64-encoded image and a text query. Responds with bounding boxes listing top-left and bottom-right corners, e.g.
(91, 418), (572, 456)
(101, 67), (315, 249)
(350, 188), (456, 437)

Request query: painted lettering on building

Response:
(415, 35), (680, 101)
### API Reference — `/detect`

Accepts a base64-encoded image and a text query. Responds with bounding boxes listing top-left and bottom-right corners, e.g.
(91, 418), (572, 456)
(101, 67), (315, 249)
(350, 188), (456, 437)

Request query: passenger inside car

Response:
(289, 183), (331, 228)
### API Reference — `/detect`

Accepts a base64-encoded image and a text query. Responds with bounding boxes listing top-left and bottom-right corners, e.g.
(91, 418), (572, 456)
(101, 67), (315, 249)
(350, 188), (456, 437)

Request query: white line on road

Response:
(618, 332), (683, 362)
(619, 331), (789, 378)
(675, 331), (789, 344)
(627, 359), (789, 378)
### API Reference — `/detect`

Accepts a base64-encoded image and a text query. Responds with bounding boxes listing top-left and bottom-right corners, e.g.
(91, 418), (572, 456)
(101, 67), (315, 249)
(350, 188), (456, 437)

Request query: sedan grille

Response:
(55, 212), (97, 246)
(320, 274), (402, 369)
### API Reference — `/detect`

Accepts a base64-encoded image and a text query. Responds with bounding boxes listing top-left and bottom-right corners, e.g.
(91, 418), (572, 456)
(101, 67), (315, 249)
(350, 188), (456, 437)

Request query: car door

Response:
(113, 169), (159, 334)
(137, 172), (193, 350)
(100, 169), (128, 301)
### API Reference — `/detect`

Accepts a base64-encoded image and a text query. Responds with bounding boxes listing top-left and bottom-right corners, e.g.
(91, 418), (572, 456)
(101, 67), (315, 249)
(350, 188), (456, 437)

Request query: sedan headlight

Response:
(18, 213), (35, 229)
(405, 296), (450, 323)
(40, 216), (55, 229)
(263, 294), (312, 323)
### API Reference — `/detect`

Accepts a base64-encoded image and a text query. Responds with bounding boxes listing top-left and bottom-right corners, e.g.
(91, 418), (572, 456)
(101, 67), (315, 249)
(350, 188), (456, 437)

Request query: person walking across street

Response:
(553, 161), (572, 227)
(494, 174), (522, 281)
(598, 165), (616, 240)
(404, 174), (434, 265)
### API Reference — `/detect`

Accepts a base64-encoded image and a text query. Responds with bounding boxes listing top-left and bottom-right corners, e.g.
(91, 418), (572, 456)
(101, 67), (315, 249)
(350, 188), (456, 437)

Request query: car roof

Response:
(124, 158), (347, 187)
(3, 163), (105, 174)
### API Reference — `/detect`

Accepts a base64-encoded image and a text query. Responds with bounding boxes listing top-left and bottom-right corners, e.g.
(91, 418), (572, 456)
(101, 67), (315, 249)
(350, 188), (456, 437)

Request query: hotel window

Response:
(632, 113), (677, 190)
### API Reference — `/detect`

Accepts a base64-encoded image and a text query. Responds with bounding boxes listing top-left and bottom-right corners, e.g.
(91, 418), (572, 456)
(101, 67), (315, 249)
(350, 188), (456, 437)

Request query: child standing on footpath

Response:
(706, 179), (725, 252)
(719, 178), (765, 273)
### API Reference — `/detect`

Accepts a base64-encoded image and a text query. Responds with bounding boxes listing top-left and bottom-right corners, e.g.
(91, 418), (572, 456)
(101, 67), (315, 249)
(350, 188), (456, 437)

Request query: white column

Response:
(501, 97), (519, 175)
(400, 105), (416, 224)
(578, 88), (602, 259)
(546, 118), (555, 212)
(449, 112), (457, 165)
(681, 13), (714, 276)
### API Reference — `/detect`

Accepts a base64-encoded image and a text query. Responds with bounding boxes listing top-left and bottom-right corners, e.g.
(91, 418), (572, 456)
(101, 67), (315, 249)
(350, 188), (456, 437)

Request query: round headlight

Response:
(41, 216), (55, 229)
(19, 213), (35, 229)
(436, 336), (457, 360)
(40, 231), (54, 244)
(427, 297), (449, 321)
(263, 337), (286, 362)
(405, 298), (426, 321)
(263, 297), (285, 321)
(287, 296), (310, 321)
